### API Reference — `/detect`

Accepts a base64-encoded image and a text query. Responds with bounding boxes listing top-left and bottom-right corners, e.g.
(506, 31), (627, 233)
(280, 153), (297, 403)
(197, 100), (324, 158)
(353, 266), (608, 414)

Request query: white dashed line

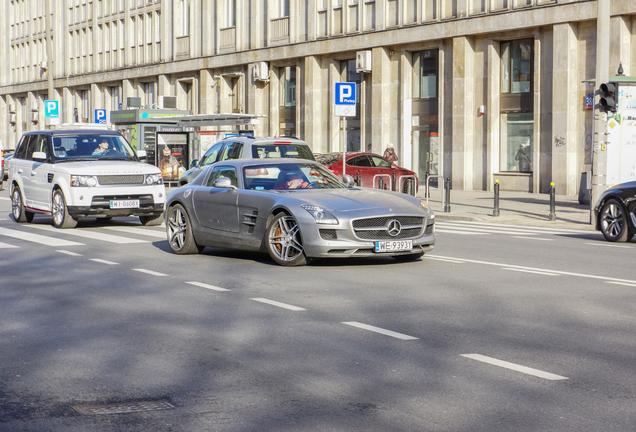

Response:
(186, 281), (230, 292)
(512, 236), (554, 241)
(31, 225), (148, 244)
(502, 268), (559, 276)
(584, 242), (633, 249)
(342, 321), (418, 341)
(605, 281), (636, 288)
(56, 250), (82, 256)
(89, 258), (119, 265)
(0, 241), (18, 248)
(424, 256), (466, 264)
(132, 268), (167, 277)
(0, 226), (84, 247)
(250, 298), (306, 311)
(435, 229), (487, 236)
(461, 354), (568, 381)
(104, 226), (166, 238)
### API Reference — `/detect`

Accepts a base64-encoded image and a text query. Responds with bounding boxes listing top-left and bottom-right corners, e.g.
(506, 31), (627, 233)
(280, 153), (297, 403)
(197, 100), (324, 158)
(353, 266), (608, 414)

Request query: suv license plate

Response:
(109, 199), (140, 209)
(374, 240), (413, 253)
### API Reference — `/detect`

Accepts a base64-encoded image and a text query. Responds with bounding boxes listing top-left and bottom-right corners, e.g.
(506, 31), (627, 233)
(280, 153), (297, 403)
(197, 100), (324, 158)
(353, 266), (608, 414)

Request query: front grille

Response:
(352, 216), (424, 240)
(97, 175), (145, 185)
(319, 229), (338, 240)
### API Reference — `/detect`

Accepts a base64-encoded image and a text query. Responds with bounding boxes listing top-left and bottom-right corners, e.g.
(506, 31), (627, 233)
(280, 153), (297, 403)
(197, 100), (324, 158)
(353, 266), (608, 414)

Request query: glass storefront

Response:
(412, 50), (439, 183)
(500, 112), (533, 172)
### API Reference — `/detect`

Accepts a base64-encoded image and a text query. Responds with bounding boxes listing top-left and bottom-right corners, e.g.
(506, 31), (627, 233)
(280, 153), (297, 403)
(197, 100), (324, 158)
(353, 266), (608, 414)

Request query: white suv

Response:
(9, 129), (165, 228)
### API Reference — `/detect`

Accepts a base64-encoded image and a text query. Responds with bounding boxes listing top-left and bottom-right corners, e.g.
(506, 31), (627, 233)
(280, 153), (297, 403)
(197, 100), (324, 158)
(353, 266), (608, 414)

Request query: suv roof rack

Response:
(51, 123), (112, 130)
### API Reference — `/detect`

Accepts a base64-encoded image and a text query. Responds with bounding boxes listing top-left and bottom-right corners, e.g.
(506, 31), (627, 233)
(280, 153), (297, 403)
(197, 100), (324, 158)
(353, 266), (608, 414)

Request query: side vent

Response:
(47, 173), (54, 183)
(242, 210), (259, 234)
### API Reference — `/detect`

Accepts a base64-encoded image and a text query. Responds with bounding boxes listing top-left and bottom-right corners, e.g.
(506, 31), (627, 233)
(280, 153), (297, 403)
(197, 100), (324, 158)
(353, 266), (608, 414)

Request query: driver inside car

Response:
(92, 140), (110, 156)
(275, 170), (311, 190)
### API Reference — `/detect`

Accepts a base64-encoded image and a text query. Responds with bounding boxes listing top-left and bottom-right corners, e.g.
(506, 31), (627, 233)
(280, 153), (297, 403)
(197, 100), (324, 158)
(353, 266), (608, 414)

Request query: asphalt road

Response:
(0, 189), (635, 432)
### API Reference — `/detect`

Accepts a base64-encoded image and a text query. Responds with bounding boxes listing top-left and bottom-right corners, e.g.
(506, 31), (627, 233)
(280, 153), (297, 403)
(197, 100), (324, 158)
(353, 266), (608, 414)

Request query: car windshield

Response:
(51, 134), (137, 162)
(252, 144), (315, 161)
(244, 163), (344, 191)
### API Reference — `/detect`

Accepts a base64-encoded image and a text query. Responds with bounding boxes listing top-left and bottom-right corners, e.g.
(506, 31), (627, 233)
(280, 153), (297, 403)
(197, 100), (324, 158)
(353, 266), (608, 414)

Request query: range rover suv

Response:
(9, 129), (165, 228)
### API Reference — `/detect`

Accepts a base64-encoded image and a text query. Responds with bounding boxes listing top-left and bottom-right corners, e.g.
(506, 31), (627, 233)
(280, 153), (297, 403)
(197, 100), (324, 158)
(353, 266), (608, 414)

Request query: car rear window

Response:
(252, 144), (315, 161)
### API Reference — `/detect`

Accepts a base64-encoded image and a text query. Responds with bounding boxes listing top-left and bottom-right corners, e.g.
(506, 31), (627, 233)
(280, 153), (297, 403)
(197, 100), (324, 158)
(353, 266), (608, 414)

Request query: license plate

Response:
(109, 199), (140, 209)
(374, 240), (413, 253)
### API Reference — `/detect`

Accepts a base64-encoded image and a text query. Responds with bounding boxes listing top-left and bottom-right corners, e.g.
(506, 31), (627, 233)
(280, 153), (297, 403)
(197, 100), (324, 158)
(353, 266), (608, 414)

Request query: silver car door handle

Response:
(17, 169), (23, 174)
(31, 171), (37, 176)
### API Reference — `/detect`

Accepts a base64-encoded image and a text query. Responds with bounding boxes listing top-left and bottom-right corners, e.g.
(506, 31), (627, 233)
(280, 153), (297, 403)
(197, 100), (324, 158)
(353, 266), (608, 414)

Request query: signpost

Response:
(44, 99), (60, 126)
(334, 82), (357, 176)
(94, 108), (108, 125)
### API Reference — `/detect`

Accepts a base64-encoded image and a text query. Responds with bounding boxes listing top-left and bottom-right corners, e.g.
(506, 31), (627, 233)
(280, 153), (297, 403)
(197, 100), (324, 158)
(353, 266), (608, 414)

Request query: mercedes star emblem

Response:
(386, 219), (402, 237)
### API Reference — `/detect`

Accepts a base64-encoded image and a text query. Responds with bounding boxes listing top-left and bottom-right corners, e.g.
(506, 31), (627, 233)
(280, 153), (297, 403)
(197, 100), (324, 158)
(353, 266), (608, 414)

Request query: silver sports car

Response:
(165, 159), (435, 266)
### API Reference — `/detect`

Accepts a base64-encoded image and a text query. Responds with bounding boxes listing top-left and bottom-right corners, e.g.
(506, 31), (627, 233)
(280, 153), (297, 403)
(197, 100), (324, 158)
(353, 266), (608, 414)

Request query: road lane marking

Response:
(584, 242), (633, 249)
(250, 298), (306, 311)
(0, 226), (84, 247)
(0, 197), (10, 201)
(0, 241), (18, 248)
(435, 229), (487, 236)
(605, 281), (636, 288)
(89, 258), (119, 265)
(448, 220), (593, 234)
(437, 223), (539, 236)
(461, 354), (568, 381)
(132, 268), (167, 277)
(56, 250), (82, 256)
(502, 268), (559, 276)
(186, 281), (230, 292)
(424, 256), (466, 264)
(428, 254), (636, 285)
(342, 321), (418, 341)
(104, 226), (166, 238)
(31, 225), (148, 244)
(512, 236), (554, 241)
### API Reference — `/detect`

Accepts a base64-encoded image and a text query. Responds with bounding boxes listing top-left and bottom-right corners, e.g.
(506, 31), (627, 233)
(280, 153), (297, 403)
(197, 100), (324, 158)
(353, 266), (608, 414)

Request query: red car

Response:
(316, 152), (418, 195)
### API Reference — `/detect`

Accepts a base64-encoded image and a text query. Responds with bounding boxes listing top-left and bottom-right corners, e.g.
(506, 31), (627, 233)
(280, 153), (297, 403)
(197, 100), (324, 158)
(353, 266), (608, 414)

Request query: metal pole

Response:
(591, 0), (611, 225)
(340, 117), (346, 177)
(444, 177), (451, 213)
(493, 179), (500, 217)
(549, 181), (556, 221)
(44, 0), (55, 100)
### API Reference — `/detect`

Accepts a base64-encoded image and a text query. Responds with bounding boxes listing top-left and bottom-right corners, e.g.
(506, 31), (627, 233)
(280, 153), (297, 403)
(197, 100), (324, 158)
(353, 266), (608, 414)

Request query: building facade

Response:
(1, 0), (635, 195)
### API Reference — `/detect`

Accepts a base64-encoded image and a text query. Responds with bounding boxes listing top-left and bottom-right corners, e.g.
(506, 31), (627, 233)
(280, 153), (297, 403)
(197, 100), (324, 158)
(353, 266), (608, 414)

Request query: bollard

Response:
(493, 179), (500, 217)
(444, 177), (451, 213)
(549, 181), (556, 221)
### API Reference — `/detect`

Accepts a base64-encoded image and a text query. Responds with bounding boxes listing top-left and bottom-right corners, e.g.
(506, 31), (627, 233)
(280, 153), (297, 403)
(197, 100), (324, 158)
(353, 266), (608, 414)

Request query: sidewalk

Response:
(418, 188), (595, 230)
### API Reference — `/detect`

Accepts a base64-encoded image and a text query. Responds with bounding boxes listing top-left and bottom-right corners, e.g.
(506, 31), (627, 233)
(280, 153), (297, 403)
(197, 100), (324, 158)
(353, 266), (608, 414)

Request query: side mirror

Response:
(342, 174), (355, 188)
(190, 159), (199, 169)
(136, 149), (147, 160)
(32, 151), (48, 162)
(213, 176), (236, 189)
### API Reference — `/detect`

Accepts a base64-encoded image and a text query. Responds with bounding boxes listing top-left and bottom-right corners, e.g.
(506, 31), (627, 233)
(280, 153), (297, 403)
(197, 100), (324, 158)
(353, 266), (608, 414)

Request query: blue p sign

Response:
(44, 100), (59, 119)
(335, 82), (356, 105)
(94, 109), (107, 124)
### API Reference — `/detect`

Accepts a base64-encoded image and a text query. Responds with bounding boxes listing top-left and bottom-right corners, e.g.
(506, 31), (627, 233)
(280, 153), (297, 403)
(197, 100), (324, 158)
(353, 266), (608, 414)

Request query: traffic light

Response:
(598, 82), (617, 113)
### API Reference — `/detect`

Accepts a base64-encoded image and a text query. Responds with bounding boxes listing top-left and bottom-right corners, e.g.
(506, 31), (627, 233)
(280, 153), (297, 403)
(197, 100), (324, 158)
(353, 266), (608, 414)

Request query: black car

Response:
(595, 181), (636, 242)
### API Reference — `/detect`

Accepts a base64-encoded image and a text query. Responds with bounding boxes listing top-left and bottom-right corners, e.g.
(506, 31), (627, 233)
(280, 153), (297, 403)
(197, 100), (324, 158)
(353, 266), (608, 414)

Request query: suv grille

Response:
(352, 216), (424, 240)
(97, 175), (145, 185)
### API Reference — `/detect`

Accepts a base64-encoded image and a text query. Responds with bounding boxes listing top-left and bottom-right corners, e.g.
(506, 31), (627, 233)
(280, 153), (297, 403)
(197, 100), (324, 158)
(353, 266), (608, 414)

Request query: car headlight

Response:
(301, 204), (339, 225)
(70, 175), (98, 187)
(144, 173), (163, 185)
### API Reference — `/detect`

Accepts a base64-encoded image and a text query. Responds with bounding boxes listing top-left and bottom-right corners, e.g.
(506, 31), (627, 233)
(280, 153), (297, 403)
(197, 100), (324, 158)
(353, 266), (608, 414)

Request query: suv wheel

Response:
(11, 186), (34, 223)
(51, 189), (77, 229)
(139, 213), (163, 226)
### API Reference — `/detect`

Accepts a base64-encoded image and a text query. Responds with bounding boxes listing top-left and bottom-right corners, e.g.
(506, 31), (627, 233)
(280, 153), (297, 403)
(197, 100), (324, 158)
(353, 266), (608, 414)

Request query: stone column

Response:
(249, 0), (263, 49)
(399, 51), (413, 170)
(91, 84), (103, 113)
(62, 87), (74, 123)
(122, 79), (136, 107)
(371, 47), (391, 155)
(486, 41), (501, 191)
(199, 69), (217, 114)
(451, 36), (475, 191)
(158, 74), (173, 97)
(160, 0), (173, 62)
(201, 0), (216, 55)
(551, 23), (579, 196)
(0, 96), (8, 150)
(303, 55), (324, 152)
(610, 16), (632, 75)
(246, 64), (269, 136)
(269, 68), (280, 136)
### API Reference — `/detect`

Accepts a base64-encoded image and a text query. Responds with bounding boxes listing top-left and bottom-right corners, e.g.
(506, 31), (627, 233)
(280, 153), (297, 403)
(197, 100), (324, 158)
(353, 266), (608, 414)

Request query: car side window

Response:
(348, 155), (372, 167)
(32, 135), (52, 160)
(371, 155), (392, 168)
(206, 166), (238, 187)
(219, 142), (243, 161)
(200, 142), (224, 166)
(15, 135), (32, 160)
(24, 135), (41, 161)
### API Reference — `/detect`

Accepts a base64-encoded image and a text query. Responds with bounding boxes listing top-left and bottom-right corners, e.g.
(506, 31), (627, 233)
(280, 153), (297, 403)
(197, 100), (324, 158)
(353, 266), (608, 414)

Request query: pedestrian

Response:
(383, 145), (398, 164)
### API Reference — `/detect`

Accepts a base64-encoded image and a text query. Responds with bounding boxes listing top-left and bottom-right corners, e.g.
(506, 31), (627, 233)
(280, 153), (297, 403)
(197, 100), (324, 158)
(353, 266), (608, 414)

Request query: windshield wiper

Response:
(55, 157), (99, 162)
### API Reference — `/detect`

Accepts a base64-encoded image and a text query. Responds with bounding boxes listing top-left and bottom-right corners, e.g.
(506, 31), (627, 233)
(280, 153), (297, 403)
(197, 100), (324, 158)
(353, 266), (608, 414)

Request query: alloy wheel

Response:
(601, 201), (625, 239)
(11, 188), (22, 220)
(168, 206), (187, 251)
(52, 192), (65, 227)
(269, 216), (304, 262)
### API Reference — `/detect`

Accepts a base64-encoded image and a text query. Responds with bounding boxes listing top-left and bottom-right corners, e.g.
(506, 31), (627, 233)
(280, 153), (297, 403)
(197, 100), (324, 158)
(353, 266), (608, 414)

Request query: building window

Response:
(177, 0), (190, 37)
(280, 67), (296, 107)
(79, 90), (90, 122)
(143, 82), (156, 107)
(277, 0), (290, 17)
(500, 112), (533, 172)
(109, 86), (121, 111)
(501, 39), (533, 94)
(224, 0), (236, 27)
(414, 50), (438, 99)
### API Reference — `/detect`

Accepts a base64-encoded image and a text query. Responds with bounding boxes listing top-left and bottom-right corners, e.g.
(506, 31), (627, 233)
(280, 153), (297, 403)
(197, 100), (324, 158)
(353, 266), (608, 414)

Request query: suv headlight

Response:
(70, 175), (98, 187)
(144, 173), (163, 185)
(301, 204), (338, 225)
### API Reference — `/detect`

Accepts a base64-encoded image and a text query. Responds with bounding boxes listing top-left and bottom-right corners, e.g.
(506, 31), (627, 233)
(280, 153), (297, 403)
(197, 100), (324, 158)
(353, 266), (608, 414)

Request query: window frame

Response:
(205, 165), (239, 187)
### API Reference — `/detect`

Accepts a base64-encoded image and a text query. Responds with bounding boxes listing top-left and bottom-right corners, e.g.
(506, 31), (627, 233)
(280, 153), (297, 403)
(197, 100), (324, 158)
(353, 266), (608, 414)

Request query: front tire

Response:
(265, 213), (307, 267)
(140, 213), (163, 226)
(600, 199), (633, 242)
(166, 204), (203, 254)
(11, 186), (34, 223)
(51, 189), (77, 229)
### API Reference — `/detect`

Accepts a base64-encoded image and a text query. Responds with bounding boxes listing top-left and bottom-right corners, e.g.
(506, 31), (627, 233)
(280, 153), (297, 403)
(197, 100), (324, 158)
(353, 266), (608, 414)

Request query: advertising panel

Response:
(157, 133), (189, 182)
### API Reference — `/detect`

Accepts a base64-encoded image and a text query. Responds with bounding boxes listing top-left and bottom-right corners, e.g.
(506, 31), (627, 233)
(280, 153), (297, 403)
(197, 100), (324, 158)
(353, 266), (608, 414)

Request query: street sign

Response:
(44, 99), (60, 125)
(94, 108), (108, 124)
(334, 82), (357, 117)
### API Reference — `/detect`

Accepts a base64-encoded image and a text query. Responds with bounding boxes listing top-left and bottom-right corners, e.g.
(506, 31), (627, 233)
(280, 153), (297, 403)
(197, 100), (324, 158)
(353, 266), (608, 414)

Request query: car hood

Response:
(53, 161), (161, 175)
(283, 188), (422, 213)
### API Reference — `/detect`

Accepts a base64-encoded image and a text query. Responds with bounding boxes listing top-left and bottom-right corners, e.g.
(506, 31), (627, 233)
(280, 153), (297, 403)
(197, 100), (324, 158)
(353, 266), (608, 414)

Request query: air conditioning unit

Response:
(252, 62), (270, 82)
(159, 95), (177, 109)
(8, 104), (16, 114)
(356, 50), (372, 73)
(9, 113), (16, 125)
(31, 111), (39, 123)
(127, 97), (142, 109)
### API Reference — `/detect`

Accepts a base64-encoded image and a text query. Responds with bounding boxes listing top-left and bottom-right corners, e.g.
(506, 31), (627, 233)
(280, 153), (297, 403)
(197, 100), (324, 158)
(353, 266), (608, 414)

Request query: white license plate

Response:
(109, 199), (140, 209)
(374, 240), (413, 253)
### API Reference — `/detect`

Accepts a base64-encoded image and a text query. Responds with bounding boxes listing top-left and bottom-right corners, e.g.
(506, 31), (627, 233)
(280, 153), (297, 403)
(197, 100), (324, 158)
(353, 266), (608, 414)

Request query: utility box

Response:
(605, 77), (636, 185)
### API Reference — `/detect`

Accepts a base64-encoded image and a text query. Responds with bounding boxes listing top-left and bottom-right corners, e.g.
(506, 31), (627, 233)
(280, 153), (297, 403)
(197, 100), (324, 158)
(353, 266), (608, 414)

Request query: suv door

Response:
(13, 135), (36, 205)
(30, 135), (54, 210)
(193, 165), (240, 233)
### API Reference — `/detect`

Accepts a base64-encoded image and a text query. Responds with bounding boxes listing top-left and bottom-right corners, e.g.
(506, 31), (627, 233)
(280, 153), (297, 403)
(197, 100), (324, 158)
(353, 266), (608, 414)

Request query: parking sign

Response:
(44, 100), (60, 125)
(334, 82), (357, 117)
(94, 108), (108, 124)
